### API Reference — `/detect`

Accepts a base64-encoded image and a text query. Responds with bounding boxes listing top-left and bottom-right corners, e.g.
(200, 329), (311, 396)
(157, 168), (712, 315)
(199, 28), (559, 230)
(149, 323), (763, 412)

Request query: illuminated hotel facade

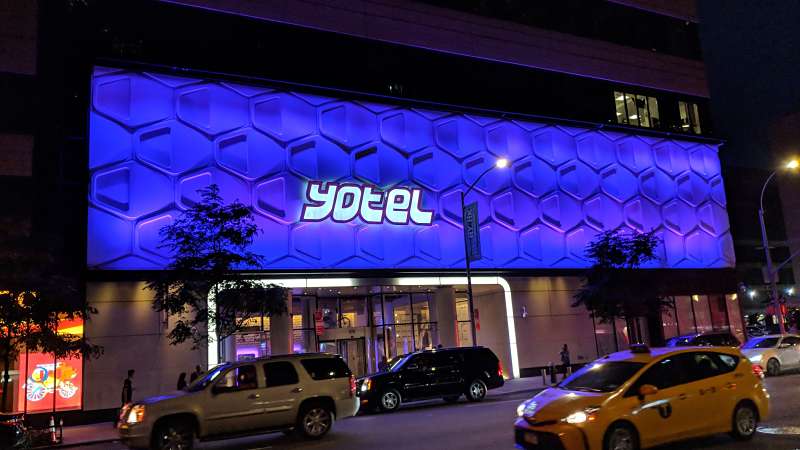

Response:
(2, 0), (744, 416)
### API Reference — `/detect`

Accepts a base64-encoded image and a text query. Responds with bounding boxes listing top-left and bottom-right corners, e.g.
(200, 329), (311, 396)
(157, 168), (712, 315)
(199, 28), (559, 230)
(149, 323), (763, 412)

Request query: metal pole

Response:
(461, 190), (478, 347)
(759, 207), (786, 334)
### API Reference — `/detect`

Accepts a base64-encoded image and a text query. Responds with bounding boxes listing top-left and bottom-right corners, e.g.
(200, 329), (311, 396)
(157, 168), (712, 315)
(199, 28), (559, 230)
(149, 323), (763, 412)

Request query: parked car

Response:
(0, 413), (28, 449)
(118, 353), (358, 450)
(746, 325), (767, 337)
(665, 332), (740, 347)
(514, 344), (769, 450)
(742, 334), (800, 376)
(357, 346), (504, 412)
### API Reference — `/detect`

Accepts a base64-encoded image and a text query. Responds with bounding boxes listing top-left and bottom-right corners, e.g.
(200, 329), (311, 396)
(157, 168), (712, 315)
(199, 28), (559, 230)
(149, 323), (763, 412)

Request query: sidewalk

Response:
(491, 375), (551, 397)
(43, 422), (118, 449)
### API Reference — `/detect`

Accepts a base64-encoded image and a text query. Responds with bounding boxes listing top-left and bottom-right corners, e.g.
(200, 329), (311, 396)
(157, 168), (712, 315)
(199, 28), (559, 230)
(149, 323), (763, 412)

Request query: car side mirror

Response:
(638, 384), (658, 399)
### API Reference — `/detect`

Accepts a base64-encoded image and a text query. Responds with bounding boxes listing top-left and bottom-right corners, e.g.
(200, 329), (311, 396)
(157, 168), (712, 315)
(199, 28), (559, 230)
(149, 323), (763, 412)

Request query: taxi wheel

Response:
(730, 402), (758, 441)
(378, 389), (402, 412)
(603, 422), (639, 450)
(766, 358), (781, 377)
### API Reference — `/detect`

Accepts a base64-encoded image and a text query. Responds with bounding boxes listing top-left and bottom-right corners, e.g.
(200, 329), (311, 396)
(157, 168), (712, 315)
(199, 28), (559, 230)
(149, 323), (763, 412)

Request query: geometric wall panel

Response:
(88, 66), (735, 270)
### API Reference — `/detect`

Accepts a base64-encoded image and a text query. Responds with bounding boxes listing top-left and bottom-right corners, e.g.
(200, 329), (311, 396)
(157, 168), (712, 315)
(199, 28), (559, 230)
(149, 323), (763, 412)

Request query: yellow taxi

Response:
(514, 344), (769, 450)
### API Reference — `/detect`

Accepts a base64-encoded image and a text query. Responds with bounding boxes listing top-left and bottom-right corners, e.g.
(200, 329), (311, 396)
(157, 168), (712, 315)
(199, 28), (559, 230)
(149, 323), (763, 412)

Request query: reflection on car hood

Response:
(524, 387), (610, 422)
(138, 390), (190, 405)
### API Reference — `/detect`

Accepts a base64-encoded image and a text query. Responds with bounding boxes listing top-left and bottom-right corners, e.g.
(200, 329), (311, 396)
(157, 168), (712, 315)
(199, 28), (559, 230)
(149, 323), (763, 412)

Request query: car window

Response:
(630, 356), (690, 393)
(721, 334), (739, 346)
(407, 354), (434, 370)
(215, 365), (258, 393)
(694, 336), (712, 346)
(714, 353), (739, 373)
(300, 357), (352, 380)
(559, 361), (645, 393)
(432, 352), (461, 368)
(666, 336), (693, 347)
(782, 336), (800, 346)
(264, 361), (299, 387)
(684, 352), (722, 381)
(743, 337), (779, 349)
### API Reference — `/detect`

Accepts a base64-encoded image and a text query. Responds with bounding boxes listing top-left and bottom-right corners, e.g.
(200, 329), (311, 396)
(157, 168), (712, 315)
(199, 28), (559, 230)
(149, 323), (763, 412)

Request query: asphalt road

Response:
(74, 374), (800, 450)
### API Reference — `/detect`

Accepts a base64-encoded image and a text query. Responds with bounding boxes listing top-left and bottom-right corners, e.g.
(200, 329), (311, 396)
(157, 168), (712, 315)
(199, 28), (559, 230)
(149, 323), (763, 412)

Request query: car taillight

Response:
(498, 361), (504, 378)
(752, 364), (765, 379)
(349, 374), (356, 397)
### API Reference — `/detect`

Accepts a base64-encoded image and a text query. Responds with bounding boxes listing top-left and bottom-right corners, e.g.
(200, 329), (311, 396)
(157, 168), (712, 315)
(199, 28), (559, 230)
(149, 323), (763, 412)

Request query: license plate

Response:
(523, 432), (538, 445)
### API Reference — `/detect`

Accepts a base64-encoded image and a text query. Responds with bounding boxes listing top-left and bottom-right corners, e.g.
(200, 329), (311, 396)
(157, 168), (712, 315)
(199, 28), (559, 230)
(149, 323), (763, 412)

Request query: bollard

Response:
(541, 368), (547, 385)
(49, 416), (57, 444)
(549, 362), (557, 385)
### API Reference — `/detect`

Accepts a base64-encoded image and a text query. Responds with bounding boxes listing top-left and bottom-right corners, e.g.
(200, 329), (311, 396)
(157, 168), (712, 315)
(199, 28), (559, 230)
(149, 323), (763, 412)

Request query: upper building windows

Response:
(614, 91), (660, 129)
(678, 101), (702, 134)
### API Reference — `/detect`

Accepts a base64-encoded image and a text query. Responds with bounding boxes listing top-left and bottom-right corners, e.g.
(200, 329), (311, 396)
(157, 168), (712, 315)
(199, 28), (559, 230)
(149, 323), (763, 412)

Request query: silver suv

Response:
(118, 353), (359, 449)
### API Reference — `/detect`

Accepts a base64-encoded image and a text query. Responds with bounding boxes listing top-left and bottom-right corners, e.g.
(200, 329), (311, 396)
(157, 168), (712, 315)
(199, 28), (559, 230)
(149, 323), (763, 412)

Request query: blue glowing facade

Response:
(87, 67), (734, 270)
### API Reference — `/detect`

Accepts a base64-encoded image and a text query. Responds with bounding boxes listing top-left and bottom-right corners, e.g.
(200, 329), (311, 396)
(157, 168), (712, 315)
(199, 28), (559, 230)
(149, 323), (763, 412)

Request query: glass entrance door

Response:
(339, 338), (366, 378)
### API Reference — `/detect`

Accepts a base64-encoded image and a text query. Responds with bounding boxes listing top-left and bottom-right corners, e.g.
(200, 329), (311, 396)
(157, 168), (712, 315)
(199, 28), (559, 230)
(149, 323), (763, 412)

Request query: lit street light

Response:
(461, 157), (508, 346)
(759, 158), (799, 334)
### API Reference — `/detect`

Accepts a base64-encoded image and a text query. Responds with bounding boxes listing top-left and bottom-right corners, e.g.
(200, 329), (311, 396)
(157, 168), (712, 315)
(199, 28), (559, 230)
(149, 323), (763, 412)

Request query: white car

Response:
(118, 353), (359, 449)
(741, 334), (800, 376)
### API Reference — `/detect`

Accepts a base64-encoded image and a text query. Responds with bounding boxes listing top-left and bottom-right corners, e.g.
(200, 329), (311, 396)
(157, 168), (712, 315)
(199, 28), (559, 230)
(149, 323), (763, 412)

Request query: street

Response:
(75, 374), (800, 450)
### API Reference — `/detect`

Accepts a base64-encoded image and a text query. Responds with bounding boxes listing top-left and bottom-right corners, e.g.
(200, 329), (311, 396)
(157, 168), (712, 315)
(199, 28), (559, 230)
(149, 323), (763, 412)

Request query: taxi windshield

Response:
(558, 361), (645, 393)
(742, 337), (779, 349)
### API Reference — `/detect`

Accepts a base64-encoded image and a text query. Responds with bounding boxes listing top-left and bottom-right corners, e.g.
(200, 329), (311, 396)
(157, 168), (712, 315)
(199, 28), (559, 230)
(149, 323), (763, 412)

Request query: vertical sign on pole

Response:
(463, 202), (481, 261)
(314, 310), (324, 336)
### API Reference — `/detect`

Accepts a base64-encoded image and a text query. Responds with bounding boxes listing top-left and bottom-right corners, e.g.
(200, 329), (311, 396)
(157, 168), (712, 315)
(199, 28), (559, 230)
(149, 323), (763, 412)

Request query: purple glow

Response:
(87, 67), (734, 270)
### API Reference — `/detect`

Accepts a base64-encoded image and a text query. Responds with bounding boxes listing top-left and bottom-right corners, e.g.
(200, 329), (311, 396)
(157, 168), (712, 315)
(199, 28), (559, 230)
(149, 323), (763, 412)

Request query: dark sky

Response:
(698, 0), (800, 168)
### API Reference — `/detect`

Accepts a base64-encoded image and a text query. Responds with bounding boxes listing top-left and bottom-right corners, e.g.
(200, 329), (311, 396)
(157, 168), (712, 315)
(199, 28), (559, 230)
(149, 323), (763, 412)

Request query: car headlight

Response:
(360, 378), (372, 392)
(748, 355), (763, 363)
(564, 407), (600, 424)
(517, 400), (537, 417)
(126, 404), (145, 424)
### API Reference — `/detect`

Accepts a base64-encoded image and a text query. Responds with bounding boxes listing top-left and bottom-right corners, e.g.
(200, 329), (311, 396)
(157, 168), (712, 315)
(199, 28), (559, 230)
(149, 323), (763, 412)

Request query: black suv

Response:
(666, 331), (741, 347)
(357, 347), (504, 412)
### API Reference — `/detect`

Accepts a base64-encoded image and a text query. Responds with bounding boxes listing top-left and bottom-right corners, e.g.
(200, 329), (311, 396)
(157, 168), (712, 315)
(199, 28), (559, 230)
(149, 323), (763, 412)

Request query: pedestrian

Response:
(560, 344), (571, 380)
(189, 364), (203, 383)
(176, 372), (187, 390)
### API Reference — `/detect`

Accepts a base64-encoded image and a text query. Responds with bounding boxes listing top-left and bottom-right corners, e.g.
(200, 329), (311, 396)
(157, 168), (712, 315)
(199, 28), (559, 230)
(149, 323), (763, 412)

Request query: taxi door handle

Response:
(248, 393), (261, 399)
(724, 382), (737, 390)
(678, 393), (688, 400)
(291, 387), (304, 393)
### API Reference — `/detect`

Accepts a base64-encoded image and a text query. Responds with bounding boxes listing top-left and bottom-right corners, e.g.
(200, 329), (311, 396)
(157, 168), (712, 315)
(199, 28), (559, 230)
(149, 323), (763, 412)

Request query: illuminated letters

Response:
(300, 181), (433, 225)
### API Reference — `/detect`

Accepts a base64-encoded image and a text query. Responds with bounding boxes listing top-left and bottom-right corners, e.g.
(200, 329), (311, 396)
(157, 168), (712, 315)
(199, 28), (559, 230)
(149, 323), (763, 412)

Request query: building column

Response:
(270, 291), (293, 355)
(222, 335), (236, 363)
(433, 287), (457, 348)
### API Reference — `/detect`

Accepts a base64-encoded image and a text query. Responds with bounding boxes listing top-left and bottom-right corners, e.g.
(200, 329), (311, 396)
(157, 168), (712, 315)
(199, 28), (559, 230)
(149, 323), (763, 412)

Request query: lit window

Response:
(678, 101), (702, 134)
(614, 91), (660, 128)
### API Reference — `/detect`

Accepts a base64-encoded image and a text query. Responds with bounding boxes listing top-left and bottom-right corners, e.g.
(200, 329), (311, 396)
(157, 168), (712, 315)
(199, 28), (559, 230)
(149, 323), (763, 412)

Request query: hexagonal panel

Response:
(90, 113), (133, 169)
(434, 116), (485, 159)
(136, 211), (178, 260)
(513, 156), (557, 197)
(87, 206), (132, 267)
(689, 145), (721, 180)
(640, 168), (676, 204)
(92, 162), (173, 219)
(698, 201), (730, 236)
(584, 194), (623, 231)
(411, 148), (461, 192)
(358, 225), (416, 265)
(540, 192), (582, 231)
(624, 198), (661, 232)
(439, 188), (490, 226)
(353, 142), (408, 188)
(380, 110), (433, 153)
(292, 222), (355, 265)
(93, 74), (173, 127)
(491, 190), (539, 231)
(616, 137), (653, 174)
(663, 199), (698, 235)
(576, 132), (615, 170)
(558, 160), (599, 200)
(719, 233), (735, 267)
(177, 84), (248, 135)
(135, 120), (212, 175)
(215, 129), (285, 180)
(250, 214), (290, 264)
(473, 223), (519, 267)
(520, 224), (566, 265)
(416, 221), (464, 266)
(288, 136), (350, 181)
(463, 152), (511, 194)
(676, 171), (710, 207)
(254, 174), (307, 224)
(686, 229), (719, 267)
(710, 176), (727, 206)
(566, 226), (598, 262)
(662, 228), (687, 267)
(486, 122), (532, 161)
(533, 127), (577, 166)
(600, 164), (638, 203)
(252, 93), (316, 142)
(178, 168), (250, 209)
(653, 141), (690, 175)
(319, 102), (377, 148)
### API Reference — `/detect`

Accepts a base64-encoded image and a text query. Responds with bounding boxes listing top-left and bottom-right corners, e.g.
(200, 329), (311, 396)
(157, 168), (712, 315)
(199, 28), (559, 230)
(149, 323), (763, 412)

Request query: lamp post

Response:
(759, 158), (799, 335)
(461, 157), (508, 346)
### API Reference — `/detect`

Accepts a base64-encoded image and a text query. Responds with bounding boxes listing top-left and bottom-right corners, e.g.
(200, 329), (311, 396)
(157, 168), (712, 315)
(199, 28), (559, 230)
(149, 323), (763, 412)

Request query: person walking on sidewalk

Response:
(121, 369), (134, 405)
(176, 372), (187, 390)
(560, 344), (571, 381)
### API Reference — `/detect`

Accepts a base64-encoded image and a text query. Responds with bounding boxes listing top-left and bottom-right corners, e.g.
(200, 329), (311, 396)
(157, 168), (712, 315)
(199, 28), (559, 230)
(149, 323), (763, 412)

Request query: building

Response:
(2, 0), (743, 418)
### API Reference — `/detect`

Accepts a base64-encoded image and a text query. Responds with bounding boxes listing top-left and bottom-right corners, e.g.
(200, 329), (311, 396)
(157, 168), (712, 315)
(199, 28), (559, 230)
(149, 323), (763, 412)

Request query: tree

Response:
(0, 230), (101, 411)
(146, 185), (287, 359)
(572, 229), (670, 344)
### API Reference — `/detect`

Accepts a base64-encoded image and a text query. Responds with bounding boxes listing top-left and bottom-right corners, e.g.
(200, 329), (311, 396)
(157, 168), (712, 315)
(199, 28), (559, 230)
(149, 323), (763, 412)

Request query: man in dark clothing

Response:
(560, 345), (571, 380)
(189, 365), (203, 383)
(121, 369), (134, 405)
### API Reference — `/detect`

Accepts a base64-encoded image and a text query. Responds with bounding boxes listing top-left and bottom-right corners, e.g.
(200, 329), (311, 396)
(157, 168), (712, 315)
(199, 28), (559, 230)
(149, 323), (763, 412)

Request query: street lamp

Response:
(461, 157), (509, 346)
(759, 158), (799, 334)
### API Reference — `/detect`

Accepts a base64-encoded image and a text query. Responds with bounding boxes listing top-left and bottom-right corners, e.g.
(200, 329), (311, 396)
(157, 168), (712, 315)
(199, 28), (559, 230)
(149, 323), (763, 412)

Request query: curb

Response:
(33, 438), (119, 449)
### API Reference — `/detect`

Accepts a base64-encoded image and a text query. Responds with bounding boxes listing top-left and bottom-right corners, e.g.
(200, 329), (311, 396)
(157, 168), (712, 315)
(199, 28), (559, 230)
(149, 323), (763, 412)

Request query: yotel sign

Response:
(300, 181), (434, 225)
